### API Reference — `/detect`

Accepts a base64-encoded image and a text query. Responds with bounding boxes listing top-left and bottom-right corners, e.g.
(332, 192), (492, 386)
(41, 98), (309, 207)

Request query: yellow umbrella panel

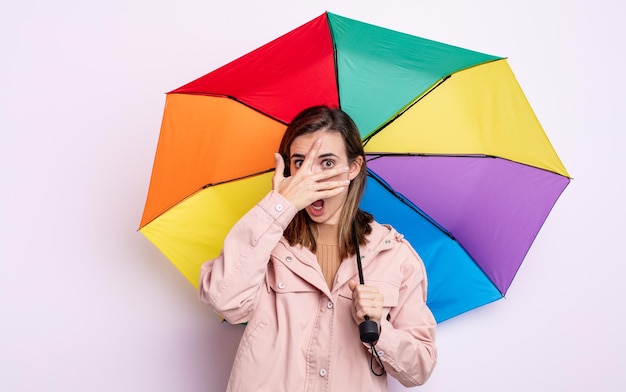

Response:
(141, 172), (273, 287)
(364, 59), (569, 178)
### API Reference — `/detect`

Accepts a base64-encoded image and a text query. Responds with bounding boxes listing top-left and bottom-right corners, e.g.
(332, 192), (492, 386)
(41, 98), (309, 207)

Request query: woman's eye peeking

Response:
(322, 159), (335, 169)
(294, 160), (303, 169)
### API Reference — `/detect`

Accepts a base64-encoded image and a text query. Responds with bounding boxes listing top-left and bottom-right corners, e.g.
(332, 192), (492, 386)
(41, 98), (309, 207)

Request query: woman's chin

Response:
(306, 209), (343, 225)
(306, 208), (326, 223)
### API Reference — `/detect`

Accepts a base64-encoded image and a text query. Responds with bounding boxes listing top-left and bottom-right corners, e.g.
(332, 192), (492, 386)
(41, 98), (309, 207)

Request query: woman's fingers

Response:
(274, 137), (352, 210)
(275, 161), (349, 211)
(298, 138), (322, 173)
(271, 153), (285, 190)
(310, 165), (350, 182)
(349, 281), (384, 325)
(284, 179), (348, 211)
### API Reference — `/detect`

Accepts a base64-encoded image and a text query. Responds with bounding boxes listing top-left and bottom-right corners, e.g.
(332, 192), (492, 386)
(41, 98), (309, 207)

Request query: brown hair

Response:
(279, 106), (373, 259)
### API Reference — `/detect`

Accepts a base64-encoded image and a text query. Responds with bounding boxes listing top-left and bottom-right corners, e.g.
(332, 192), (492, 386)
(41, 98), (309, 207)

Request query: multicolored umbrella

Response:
(139, 12), (570, 323)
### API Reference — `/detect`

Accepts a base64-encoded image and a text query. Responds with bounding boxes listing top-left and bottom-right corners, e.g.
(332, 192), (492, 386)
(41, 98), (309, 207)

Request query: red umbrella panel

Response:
(139, 12), (570, 322)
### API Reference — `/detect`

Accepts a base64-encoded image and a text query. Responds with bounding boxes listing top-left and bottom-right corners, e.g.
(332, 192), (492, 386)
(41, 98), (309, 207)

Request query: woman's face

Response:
(289, 130), (361, 225)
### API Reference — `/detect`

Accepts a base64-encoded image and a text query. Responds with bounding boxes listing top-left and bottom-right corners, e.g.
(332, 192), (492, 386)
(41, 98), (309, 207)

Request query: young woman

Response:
(199, 106), (437, 391)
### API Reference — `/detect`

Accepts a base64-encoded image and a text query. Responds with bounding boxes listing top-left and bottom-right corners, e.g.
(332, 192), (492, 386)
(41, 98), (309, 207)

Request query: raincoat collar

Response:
(274, 222), (401, 298)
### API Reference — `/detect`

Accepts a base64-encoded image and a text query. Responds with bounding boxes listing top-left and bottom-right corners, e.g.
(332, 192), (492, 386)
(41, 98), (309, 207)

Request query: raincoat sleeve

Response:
(373, 241), (437, 386)
(198, 190), (297, 324)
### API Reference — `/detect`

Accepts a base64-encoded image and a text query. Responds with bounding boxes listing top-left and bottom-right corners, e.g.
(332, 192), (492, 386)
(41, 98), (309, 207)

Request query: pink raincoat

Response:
(199, 191), (437, 391)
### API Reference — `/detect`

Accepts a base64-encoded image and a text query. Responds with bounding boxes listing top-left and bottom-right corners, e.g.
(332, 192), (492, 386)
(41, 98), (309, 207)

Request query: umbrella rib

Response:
(201, 168), (276, 189)
(362, 75), (451, 146)
(365, 153), (572, 178)
(362, 57), (504, 146)
(139, 168), (276, 229)
(168, 92), (289, 125)
(366, 169), (507, 298)
(366, 153), (498, 160)
(327, 13), (342, 110)
(365, 169), (453, 239)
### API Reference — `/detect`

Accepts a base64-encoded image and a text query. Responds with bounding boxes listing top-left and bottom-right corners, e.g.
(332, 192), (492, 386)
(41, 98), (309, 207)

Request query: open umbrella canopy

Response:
(139, 12), (570, 323)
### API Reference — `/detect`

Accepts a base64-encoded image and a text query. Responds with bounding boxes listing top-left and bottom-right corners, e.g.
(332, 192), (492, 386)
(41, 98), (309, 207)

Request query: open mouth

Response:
(308, 199), (325, 216)
(311, 200), (324, 211)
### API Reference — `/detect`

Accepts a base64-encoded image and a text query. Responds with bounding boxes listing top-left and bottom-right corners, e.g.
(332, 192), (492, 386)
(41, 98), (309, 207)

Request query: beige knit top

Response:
(314, 223), (342, 290)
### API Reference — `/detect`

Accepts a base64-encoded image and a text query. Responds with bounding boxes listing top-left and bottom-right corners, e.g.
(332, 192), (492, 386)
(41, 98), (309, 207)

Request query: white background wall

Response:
(2, 0), (624, 391)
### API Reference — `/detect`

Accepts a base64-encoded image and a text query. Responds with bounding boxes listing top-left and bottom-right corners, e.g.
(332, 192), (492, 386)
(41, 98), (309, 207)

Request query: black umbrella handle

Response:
(354, 223), (379, 344)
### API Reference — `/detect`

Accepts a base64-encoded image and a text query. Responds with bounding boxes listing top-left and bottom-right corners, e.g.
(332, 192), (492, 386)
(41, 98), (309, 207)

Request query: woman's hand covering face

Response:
(272, 138), (350, 212)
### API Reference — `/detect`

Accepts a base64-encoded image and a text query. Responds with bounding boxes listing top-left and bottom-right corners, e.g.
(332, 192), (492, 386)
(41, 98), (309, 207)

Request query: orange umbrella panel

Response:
(140, 95), (286, 228)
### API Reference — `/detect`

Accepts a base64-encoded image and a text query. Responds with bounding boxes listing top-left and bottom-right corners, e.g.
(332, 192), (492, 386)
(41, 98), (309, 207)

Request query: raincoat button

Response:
(275, 204), (284, 212)
(385, 239), (391, 244)
(377, 350), (384, 357)
(278, 282), (285, 289)
(285, 256), (292, 262)
(319, 369), (327, 377)
(327, 301), (333, 309)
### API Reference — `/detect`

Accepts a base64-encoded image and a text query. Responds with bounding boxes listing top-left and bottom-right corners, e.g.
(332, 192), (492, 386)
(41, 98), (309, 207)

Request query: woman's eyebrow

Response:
(290, 152), (339, 160)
